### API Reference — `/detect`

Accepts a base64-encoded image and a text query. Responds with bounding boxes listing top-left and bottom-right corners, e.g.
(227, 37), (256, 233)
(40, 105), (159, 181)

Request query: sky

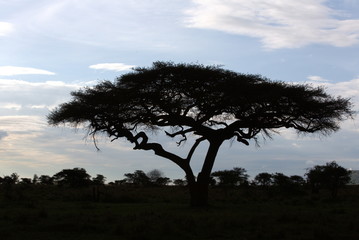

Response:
(0, 0), (358, 182)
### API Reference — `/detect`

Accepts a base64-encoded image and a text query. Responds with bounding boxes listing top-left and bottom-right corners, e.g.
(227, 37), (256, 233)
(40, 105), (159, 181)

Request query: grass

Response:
(1, 185), (359, 239)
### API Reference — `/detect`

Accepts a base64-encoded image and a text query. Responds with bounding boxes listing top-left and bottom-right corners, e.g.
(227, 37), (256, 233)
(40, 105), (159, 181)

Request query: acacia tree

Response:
(48, 62), (353, 206)
(306, 161), (350, 198)
(211, 167), (249, 187)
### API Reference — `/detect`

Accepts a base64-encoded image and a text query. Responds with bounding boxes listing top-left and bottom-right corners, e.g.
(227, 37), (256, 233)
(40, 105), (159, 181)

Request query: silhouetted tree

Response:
(211, 167), (249, 187)
(48, 61), (353, 206)
(39, 175), (54, 185)
(1, 173), (19, 185)
(147, 169), (163, 183)
(92, 174), (106, 185)
(306, 161), (350, 198)
(53, 168), (91, 188)
(146, 169), (171, 186)
(155, 177), (171, 186)
(254, 172), (273, 187)
(123, 170), (150, 186)
(272, 173), (291, 187)
(173, 179), (187, 186)
(289, 175), (305, 186)
(20, 178), (32, 184)
(32, 174), (39, 184)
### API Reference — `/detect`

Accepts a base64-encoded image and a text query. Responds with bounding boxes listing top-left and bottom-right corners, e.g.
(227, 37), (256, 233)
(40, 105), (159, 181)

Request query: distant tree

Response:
(113, 179), (127, 185)
(254, 172), (273, 187)
(2, 174), (18, 185)
(124, 170), (150, 186)
(147, 169), (163, 183)
(272, 173), (291, 187)
(156, 177), (171, 186)
(306, 161), (350, 198)
(53, 168), (91, 188)
(146, 169), (171, 186)
(48, 61), (353, 206)
(11, 173), (19, 184)
(20, 178), (32, 184)
(211, 167), (249, 187)
(306, 165), (325, 194)
(32, 174), (39, 184)
(92, 174), (106, 185)
(39, 175), (54, 185)
(289, 175), (305, 186)
(173, 179), (187, 186)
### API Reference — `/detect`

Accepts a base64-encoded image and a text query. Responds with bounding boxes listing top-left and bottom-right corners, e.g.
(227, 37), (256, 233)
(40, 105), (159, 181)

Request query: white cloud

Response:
(0, 103), (22, 111)
(30, 105), (47, 109)
(0, 66), (55, 76)
(0, 78), (90, 116)
(89, 63), (135, 72)
(307, 75), (331, 82)
(185, 0), (359, 49)
(306, 77), (359, 101)
(0, 21), (13, 36)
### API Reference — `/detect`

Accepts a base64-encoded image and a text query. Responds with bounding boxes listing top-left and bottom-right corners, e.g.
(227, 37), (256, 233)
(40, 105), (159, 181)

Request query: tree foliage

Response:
(48, 61), (353, 206)
(306, 161), (350, 198)
(53, 168), (91, 188)
(211, 167), (249, 187)
(254, 172), (273, 187)
(123, 170), (150, 186)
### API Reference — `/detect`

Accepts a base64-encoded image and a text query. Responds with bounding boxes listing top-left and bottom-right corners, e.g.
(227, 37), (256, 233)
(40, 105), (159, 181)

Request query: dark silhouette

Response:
(172, 178), (187, 186)
(147, 169), (171, 186)
(48, 61), (353, 206)
(92, 174), (106, 185)
(1, 173), (19, 185)
(254, 172), (273, 187)
(306, 161), (350, 198)
(38, 175), (54, 185)
(272, 172), (291, 187)
(53, 167), (91, 188)
(123, 170), (150, 186)
(211, 167), (249, 187)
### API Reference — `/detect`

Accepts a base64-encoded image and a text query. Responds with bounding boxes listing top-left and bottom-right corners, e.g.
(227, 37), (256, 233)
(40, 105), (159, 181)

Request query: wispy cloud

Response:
(306, 76), (359, 101)
(89, 63), (135, 72)
(185, 0), (359, 49)
(9, 0), (185, 50)
(0, 78), (88, 117)
(307, 75), (331, 82)
(0, 103), (22, 111)
(0, 66), (55, 76)
(0, 21), (13, 36)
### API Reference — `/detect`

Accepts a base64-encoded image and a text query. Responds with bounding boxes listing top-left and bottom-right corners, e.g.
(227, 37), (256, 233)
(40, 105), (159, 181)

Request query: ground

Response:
(1, 185), (359, 240)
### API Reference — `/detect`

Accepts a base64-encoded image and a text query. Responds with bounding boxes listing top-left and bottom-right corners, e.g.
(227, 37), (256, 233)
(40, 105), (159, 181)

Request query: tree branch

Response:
(165, 127), (194, 146)
(186, 137), (206, 163)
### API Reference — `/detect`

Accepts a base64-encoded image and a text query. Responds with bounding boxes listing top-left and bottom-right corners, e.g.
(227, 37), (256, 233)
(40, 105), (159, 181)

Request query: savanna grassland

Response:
(1, 184), (359, 240)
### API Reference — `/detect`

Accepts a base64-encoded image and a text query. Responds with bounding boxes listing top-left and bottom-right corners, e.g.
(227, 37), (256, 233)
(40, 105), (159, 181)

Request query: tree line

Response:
(0, 161), (351, 197)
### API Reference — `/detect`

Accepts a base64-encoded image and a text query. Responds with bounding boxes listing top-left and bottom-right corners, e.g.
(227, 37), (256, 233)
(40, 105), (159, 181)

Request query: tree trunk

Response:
(188, 181), (209, 207)
(188, 139), (223, 207)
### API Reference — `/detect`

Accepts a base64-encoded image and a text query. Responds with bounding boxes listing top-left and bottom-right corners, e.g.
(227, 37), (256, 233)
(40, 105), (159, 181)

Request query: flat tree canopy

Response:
(48, 61), (353, 206)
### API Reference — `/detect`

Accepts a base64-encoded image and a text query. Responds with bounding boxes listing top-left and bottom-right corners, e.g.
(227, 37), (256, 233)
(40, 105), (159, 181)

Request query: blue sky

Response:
(0, 0), (358, 181)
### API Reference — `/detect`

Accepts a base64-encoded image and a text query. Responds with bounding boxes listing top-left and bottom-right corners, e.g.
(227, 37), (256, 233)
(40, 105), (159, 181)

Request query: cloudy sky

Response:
(0, 0), (358, 181)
